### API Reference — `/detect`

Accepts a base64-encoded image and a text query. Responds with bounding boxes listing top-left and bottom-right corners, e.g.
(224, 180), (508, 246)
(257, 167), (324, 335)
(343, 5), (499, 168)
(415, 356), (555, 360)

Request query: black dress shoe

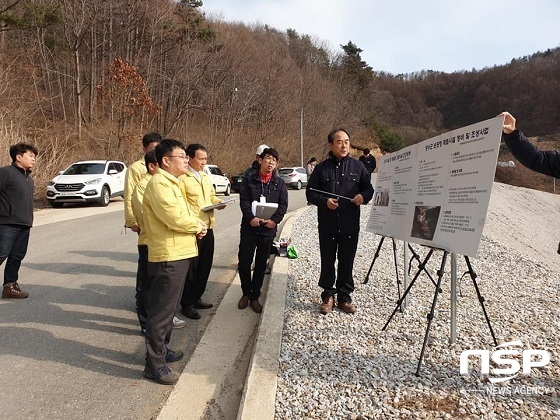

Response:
(181, 305), (201, 320)
(165, 348), (184, 363)
(192, 299), (213, 309)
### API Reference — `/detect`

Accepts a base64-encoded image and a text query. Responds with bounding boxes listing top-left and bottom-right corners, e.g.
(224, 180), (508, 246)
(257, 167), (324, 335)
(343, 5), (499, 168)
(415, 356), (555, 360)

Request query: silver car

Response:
(278, 167), (308, 190)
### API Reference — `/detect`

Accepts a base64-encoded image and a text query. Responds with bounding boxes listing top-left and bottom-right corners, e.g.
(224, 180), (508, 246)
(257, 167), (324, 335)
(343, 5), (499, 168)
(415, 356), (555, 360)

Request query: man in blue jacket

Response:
(0, 143), (38, 299)
(306, 128), (374, 315)
(237, 147), (288, 313)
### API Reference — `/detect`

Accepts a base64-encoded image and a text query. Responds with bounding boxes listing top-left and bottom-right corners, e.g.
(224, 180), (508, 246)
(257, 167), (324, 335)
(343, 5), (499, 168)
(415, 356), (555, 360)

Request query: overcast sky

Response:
(201, 0), (560, 75)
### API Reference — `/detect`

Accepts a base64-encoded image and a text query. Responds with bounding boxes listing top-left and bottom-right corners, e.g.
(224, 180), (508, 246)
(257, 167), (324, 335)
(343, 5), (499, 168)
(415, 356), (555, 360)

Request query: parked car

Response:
(278, 167), (308, 190)
(204, 164), (231, 196)
(46, 160), (127, 207)
(230, 171), (245, 193)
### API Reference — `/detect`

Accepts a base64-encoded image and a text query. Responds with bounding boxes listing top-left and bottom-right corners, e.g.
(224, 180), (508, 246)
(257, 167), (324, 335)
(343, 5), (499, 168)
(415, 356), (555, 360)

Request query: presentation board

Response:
(366, 116), (504, 257)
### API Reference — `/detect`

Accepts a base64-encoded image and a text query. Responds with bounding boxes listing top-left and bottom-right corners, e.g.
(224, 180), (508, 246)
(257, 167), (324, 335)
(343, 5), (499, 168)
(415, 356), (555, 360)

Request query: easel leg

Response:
(391, 238), (402, 312)
(382, 247), (434, 331)
(416, 250), (448, 376)
(463, 256), (498, 346)
(408, 244), (441, 291)
(363, 236), (385, 284)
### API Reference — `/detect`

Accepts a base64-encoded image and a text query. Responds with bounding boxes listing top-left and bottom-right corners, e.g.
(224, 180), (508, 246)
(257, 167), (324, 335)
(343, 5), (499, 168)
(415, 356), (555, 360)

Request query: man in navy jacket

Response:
(237, 148), (288, 313)
(306, 128), (374, 315)
(0, 143), (38, 299)
(500, 111), (560, 178)
(500, 111), (559, 254)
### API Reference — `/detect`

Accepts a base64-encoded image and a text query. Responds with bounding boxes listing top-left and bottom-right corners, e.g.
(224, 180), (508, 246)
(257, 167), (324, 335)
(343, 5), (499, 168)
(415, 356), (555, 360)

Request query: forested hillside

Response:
(0, 0), (558, 197)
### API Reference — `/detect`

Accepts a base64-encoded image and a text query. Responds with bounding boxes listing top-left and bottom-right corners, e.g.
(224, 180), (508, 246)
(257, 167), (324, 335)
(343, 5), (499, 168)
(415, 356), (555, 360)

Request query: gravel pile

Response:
(275, 187), (559, 419)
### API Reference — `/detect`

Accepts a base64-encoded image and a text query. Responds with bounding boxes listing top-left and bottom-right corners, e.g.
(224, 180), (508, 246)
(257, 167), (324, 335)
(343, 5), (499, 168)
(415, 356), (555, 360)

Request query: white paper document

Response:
(251, 201), (278, 219)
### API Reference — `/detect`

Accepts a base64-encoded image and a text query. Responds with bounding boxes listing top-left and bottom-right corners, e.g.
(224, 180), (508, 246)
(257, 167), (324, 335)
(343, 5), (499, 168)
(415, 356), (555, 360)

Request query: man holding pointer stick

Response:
(306, 128), (374, 315)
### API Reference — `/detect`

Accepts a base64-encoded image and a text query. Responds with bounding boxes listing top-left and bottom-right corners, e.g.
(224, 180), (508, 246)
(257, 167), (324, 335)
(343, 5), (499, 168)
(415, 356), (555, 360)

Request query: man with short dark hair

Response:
(124, 133), (186, 329)
(1, 143), (38, 299)
(142, 139), (207, 385)
(237, 148), (288, 313)
(306, 128), (374, 315)
(359, 148), (376, 176)
(179, 143), (225, 320)
(131, 150), (169, 334)
(124, 132), (162, 232)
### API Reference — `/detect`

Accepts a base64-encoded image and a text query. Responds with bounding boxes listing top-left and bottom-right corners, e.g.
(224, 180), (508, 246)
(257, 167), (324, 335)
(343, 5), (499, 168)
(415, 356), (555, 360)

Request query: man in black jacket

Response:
(237, 148), (288, 313)
(500, 111), (559, 254)
(0, 143), (38, 299)
(306, 128), (374, 314)
(500, 111), (560, 178)
(359, 148), (376, 177)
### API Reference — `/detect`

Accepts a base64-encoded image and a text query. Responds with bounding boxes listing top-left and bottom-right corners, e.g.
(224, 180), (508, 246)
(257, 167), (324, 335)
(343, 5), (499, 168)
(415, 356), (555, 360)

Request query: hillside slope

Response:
(484, 182), (559, 270)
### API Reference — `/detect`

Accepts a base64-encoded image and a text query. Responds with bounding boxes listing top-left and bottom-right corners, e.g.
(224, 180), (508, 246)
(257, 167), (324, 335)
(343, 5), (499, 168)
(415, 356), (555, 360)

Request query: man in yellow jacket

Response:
(124, 132), (164, 330)
(124, 132), (162, 231)
(130, 151), (187, 333)
(179, 144), (226, 320)
(142, 139), (207, 385)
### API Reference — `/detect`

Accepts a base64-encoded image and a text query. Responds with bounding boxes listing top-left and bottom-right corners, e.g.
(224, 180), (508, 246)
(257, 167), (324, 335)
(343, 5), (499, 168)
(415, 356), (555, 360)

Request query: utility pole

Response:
(300, 109), (304, 167)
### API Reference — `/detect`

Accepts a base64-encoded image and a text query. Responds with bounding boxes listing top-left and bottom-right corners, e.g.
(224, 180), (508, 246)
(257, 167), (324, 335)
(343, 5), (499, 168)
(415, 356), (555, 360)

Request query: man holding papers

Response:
(179, 143), (226, 320)
(237, 147), (288, 313)
(306, 128), (374, 315)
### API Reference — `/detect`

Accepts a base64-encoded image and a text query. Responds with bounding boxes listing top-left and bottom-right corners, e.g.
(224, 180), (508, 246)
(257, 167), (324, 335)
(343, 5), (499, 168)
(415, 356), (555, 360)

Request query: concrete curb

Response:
(237, 206), (309, 419)
(157, 272), (261, 419)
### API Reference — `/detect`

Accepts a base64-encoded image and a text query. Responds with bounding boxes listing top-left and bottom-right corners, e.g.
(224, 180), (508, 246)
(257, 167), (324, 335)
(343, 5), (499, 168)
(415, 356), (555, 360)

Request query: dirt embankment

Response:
(484, 182), (559, 270)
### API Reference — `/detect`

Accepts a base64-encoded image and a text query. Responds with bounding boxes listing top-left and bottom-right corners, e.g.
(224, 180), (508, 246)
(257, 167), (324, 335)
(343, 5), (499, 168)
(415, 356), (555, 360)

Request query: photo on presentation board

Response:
(410, 205), (441, 241)
(373, 189), (390, 206)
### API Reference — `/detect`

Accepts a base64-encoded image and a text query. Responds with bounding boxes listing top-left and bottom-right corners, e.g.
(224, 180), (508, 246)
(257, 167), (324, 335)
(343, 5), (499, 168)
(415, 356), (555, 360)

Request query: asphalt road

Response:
(0, 189), (308, 420)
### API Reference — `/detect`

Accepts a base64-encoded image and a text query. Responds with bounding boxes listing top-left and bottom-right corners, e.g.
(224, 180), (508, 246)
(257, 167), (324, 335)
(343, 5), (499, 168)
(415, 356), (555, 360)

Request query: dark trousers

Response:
(136, 245), (154, 330)
(0, 224), (30, 286)
(181, 229), (214, 308)
(318, 231), (359, 303)
(145, 259), (190, 370)
(238, 233), (273, 300)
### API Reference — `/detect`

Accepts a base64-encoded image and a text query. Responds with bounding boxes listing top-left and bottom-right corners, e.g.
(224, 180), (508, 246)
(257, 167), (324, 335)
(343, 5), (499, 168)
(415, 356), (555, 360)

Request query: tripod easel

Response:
(382, 248), (498, 376)
(363, 235), (402, 311)
(407, 243), (441, 292)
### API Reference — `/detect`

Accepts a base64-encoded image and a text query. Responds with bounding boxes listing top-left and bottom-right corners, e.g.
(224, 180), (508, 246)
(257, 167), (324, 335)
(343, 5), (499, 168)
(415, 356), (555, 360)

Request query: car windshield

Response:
(208, 167), (224, 176)
(278, 168), (294, 175)
(63, 163), (105, 175)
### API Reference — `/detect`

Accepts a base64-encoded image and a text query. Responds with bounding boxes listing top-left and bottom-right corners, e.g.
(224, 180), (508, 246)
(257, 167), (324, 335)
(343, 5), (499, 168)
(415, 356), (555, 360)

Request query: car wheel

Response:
(50, 201), (64, 208)
(295, 180), (302, 190)
(224, 184), (231, 196)
(99, 185), (110, 207)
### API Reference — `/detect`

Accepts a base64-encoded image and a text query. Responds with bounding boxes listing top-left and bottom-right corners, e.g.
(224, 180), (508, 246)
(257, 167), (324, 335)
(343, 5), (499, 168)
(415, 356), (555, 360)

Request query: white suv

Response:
(46, 160), (127, 207)
(204, 164), (231, 196)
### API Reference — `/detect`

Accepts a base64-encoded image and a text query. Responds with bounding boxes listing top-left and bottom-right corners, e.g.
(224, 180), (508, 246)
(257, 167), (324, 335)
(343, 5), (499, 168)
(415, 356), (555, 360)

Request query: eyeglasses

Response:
(166, 154), (189, 160)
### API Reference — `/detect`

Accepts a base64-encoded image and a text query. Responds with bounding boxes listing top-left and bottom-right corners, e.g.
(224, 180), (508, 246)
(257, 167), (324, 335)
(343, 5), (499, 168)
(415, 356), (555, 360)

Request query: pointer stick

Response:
(308, 188), (353, 201)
